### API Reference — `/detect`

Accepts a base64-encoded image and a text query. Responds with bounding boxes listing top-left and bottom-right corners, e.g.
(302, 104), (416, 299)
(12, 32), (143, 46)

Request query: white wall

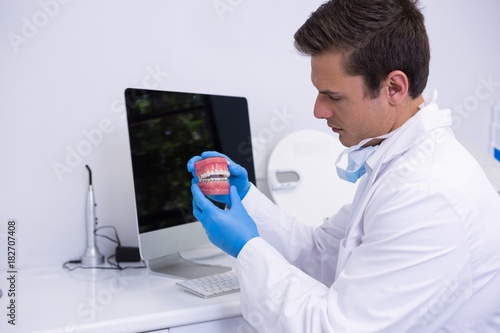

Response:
(423, 0), (500, 150)
(1, 0), (499, 269)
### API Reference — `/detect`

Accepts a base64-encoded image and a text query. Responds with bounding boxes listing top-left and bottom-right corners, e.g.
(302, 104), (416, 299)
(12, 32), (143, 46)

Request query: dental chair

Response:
(267, 129), (358, 227)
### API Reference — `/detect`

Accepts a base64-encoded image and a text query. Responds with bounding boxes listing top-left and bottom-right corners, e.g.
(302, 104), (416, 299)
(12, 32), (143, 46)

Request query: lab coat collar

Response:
(341, 103), (452, 249)
(365, 103), (452, 182)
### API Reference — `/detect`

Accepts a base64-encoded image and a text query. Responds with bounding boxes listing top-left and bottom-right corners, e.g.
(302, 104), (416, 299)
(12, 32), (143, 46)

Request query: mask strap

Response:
(419, 88), (438, 109)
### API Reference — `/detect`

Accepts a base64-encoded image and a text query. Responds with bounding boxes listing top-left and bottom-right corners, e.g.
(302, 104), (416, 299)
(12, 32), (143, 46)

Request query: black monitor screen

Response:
(124, 88), (255, 234)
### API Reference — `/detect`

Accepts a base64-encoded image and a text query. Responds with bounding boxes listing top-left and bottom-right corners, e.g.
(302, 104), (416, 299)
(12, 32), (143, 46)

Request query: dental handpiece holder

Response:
(81, 165), (104, 267)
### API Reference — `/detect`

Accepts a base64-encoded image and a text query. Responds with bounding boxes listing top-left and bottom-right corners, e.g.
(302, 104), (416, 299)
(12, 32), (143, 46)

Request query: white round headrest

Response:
(267, 129), (357, 226)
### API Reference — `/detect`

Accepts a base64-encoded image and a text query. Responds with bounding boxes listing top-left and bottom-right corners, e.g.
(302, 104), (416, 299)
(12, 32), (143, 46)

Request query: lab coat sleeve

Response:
(242, 184), (349, 285)
(237, 182), (473, 333)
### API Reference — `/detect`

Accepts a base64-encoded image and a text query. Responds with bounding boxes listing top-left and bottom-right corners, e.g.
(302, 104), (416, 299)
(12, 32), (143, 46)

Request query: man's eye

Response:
(328, 95), (341, 102)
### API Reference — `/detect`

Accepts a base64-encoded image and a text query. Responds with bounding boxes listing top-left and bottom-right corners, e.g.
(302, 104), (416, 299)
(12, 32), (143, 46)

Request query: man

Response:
(188, 0), (500, 331)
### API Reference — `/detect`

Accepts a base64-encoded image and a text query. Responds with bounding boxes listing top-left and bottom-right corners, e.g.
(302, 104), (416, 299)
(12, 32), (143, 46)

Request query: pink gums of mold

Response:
(194, 157), (230, 195)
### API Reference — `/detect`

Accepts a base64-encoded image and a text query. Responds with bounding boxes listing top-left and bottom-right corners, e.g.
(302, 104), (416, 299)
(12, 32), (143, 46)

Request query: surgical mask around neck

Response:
(335, 89), (438, 184)
(335, 132), (394, 183)
(335, 146), (377, 183)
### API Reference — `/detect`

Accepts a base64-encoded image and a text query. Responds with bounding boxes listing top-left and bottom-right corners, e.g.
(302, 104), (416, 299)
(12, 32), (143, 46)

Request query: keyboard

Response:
(176, 270), (240, 298)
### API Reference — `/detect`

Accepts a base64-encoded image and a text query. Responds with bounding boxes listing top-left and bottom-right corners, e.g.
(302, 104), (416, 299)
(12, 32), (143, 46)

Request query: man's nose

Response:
(313, 94), (332, 119)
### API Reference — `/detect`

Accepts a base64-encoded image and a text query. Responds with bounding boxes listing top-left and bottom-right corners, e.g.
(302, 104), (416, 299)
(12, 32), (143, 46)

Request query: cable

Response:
(62, 260), (120, 271)
(107, 254), (146, 271)
(63, 225), (145, 272)
(95, 225), (121, 247)
(85, 164), (92, 185)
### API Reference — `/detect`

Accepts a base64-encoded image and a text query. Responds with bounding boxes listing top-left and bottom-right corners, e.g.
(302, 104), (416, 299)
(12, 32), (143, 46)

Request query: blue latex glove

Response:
(187, 151), (251, 205)
(192, 184), (259, 257)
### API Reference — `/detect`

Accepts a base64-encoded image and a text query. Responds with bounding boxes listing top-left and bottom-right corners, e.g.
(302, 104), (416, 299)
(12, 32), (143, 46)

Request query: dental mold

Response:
(194, 157), (230, 195)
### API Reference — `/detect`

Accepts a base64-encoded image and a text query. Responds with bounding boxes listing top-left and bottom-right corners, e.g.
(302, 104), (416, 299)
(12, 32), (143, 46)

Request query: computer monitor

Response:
(124, 88), (255, 279)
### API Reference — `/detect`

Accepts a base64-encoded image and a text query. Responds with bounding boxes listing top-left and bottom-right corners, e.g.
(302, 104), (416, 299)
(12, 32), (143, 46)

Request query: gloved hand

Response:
(192, 184), (259, 258)
(187, 151), (251, 205)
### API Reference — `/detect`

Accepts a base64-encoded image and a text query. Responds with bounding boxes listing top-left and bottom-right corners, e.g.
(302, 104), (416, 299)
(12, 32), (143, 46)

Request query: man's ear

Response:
(384, 70), (409, 106)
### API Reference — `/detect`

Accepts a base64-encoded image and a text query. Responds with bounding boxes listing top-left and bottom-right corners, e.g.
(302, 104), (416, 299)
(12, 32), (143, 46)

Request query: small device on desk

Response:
(80, 165), (104, 266)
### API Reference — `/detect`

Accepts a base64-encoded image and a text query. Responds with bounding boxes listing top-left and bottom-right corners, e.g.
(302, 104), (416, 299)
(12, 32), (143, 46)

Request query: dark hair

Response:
(294, 0), (430, 99)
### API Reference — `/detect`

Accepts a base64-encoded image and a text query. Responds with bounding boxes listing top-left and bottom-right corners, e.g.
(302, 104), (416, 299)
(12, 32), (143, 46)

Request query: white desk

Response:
(0, 259), (256, 333)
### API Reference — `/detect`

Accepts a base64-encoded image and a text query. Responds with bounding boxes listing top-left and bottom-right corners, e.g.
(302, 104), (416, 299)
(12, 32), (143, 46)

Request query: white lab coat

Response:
(237, 103), (500, 333)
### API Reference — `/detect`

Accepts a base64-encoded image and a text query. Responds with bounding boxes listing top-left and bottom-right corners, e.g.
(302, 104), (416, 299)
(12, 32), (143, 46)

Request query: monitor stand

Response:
(147, 252), (232, 279)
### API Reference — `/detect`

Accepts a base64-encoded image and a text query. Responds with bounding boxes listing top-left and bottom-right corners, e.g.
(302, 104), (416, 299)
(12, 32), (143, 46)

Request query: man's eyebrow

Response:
(319, 90), (342, 95)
